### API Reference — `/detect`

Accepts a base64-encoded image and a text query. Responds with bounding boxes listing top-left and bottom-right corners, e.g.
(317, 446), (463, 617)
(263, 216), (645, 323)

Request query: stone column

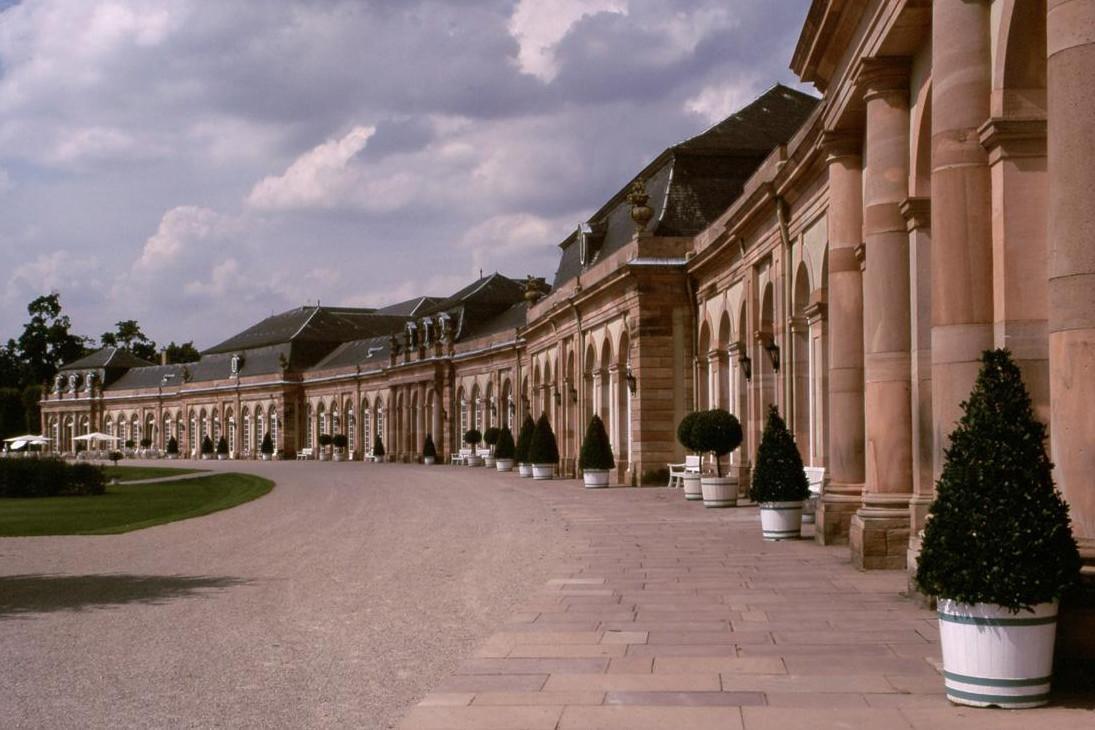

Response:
(804, 301), (828, 467)
(850, 58), (914, 570)
(608, 364), (621, 459)
(706, 350), (721, 410)
(819, 130), (865, 545)
(930, 0), (994, 480)
(1048, 0), (1095, 551)
(901, 198), (934, 546)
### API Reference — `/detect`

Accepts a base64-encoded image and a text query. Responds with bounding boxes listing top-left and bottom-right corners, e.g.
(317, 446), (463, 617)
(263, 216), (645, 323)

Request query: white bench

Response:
(667, 455), (701, 487)
(450, 447), (472, 465)
(803, 466), (825, 523)
(296, 447), (313, 461)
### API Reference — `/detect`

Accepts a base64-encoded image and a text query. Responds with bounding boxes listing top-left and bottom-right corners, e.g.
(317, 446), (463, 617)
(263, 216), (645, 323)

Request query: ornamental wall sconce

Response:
(740, 351), (753, 381)
(625, 365), (637, 396)
(553, 390), (562, 408)
(569, 386), (578, 404)
(764, 341), (781, 373)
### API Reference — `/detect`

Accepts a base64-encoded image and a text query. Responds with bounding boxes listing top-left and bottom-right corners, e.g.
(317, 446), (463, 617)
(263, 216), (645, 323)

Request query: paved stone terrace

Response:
(399, 479), (1094, 729)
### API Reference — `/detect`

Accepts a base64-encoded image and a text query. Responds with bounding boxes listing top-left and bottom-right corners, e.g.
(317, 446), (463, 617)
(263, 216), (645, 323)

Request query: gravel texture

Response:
(0, 460), (567, 729)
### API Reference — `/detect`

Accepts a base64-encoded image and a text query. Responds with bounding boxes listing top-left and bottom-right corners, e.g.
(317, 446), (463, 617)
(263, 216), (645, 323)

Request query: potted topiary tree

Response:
(690, 409), (743, 508)
(422, 433), (437, 465)
(749, 406), (809, 538)
(514, 414), (535, 477)
(528, 414), (559, 480)
(676, 411), (703, 501)
(483, 427), (501, 469)
(124, 439), (135, 457)
(372, 433), (385, 463)
(317, 433), (333, 461)
(216, 436), (229, 460)
(464, 428), (483, 466)
(332, 433), (348, 461)
(166, 436), (179, 460)
(200, 435), (214, 460)
(915, 349), (1080, 709)
(260, 432), (274, 461)
(579, 414), (615, 488)
(494, 426), (516, 472)
(109, 450), (123, 467)
(139, 437), (153, 458)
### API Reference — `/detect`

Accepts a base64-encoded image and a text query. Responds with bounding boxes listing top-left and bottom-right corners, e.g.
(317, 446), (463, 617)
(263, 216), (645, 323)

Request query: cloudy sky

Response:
(0, 0), (813, 349)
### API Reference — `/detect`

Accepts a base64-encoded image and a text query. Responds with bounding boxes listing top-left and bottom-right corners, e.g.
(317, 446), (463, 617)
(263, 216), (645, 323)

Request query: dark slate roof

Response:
(552, 84), (818, 288)
(106, 363), (186, 390)
(203, 306), (409, 354)
(460, 301), (528, 341)
(421, 273), (526, 316)
(377, 296), (444, 316)
(309, 336), (392, 372)
(60, 347), (156, 371)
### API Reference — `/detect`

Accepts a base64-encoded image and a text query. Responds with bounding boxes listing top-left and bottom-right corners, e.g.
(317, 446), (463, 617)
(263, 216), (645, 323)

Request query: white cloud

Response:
(0, 168), (11, 195)
(685, 74), (767, 123)
(4, 250), (103, 303)
(135, 205), (239, 272)
(246, 126), (375, 211)
(508, 0), (628, 81)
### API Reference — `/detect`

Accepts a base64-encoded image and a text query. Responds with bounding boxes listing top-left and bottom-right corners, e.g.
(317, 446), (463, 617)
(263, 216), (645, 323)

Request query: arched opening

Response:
(717, 310), (733, 410)
(362, 397), (372, 454)
(616, 330), (631, 468)
(697, 319), (712, 409)
(598, 339), (612, 422)
(759, 284), (776, 418)
(792, 262), (811, 459)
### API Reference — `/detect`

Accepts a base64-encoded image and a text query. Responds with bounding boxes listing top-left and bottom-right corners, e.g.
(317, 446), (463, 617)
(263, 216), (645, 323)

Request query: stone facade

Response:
(40, 0), (1095, 590)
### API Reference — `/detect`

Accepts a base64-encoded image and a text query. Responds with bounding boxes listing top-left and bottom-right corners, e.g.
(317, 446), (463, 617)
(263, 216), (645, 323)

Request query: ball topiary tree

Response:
(464, 428), (482, 449)
(201, 435), (214, 455)
(514, 415), (535, 464)
(372, 433), (385, 457)
(422, 433), (437, 459)
(260, 432), (274, 456)
(494, 426), (516, 460)
(915, 349), (1080, 612)
(528, 414), (559, 465)
(332, 433), (348, 451)
(579, 414), (615, 471)
(216, 436), (229, 455)
(318, 433), (333, 449)
(166, 436), (179, 456)
(676, 411), (701, 454)
(748, 405), (809, 503)
(483, 426), (501, 454)
(139, 437), (152, 449)
(124, 439), (135, 449)
(689, 409), (743, 477)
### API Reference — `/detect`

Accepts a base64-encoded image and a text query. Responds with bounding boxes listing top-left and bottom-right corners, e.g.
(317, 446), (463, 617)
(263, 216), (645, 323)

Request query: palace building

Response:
(40, 0), (1095, 607)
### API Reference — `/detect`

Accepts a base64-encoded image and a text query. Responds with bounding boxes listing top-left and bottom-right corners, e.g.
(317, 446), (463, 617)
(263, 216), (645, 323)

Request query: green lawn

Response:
(102, 465), (206, 482)
(0, 473), (274, 536)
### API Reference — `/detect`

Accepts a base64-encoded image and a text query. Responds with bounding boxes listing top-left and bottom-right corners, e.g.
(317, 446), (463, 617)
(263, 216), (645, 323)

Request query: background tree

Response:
(21, 385), (43, 436)
(101, 320), (157, 362)
(164, 341), (201, 364)
(15, 293), (90, 386)
(0, 388), (26, 440)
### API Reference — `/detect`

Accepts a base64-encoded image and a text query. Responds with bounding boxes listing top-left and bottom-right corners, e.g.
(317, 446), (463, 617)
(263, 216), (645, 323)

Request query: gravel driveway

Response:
(0, 461), (568, 729)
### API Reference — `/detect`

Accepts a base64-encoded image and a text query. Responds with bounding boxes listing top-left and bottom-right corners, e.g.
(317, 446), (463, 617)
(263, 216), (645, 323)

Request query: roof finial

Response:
(627, 177), (653, 237)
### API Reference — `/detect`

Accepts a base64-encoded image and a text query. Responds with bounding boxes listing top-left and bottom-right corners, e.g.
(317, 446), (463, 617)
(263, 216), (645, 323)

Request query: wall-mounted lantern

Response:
(740, 352), (753, 382)
(625, 365), (637, 396)
(553, 390), (562, 408)
(763, 340), (781, 373)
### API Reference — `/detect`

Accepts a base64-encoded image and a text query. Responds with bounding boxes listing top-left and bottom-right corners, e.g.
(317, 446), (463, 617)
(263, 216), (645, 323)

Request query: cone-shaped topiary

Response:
(690, 409), (743, 477)
(528, 414), (559, 465)
(579, 414), (615, 471)
(915, 349), (1080, 612)
(201, 435), (214, 455)
(216, 436), (229, 455)
(373, 433), (385, 457)
(140, 437), (152, 448)
(484, 426), (500, 446)
(514, 414), (535, 464)
(423, 433), (437, 459)
(260, 432), (274, 455)
(464, 428), (482, 447)
(749, 405), (808, 503)
(676, 411), (701, 453)
(495, 426), (516, 459)
(166, 436), (179, 455)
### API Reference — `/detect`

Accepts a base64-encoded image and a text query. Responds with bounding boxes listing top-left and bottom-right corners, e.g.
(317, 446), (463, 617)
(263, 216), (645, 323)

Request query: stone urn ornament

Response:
(627, 178), (653, 236)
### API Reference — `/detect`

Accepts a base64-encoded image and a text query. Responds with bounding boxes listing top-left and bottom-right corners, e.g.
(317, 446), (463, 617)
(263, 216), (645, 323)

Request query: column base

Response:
(850, 496), (912, 570)
(815, 485), (862, 545)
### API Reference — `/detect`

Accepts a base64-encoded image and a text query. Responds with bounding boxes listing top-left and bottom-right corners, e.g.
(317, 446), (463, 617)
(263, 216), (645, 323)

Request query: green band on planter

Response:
(943, 671), (1052, 688)
(761, 504), (803, 511)
(945, 687), (1050, 705)
(937, 612), (1057, 627)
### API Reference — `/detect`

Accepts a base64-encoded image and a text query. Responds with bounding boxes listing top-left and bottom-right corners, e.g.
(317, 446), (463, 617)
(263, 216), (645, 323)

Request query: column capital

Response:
(804, 302), (828, 325)
(820, 129), (863, 161)
(978, 117), (1047, 162)
(899, 197), (931, 232)
(854, 56), (911, 102)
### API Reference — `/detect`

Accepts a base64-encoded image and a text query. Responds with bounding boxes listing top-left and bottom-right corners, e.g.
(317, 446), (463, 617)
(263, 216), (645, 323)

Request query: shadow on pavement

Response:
(0, 573), (249, 617)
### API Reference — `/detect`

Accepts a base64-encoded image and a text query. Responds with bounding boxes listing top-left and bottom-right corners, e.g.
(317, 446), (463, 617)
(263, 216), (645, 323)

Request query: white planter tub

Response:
(532, 464), (554, 480)
(423, 456), (436, 465)
(333, 452), (345, 462)
(700, 476), (736, 507)
(583, 469), (610, 488)
(217, 454), (227, 460)
(484, 456), (497, 468)
(261, 454), (272, 461)
(518, 464), (533, 478)
(682, 473), (702, 501)
(938, 599), (1057, 709)
(372, 455), (385, 463)
(466, 455), (484, 467)
(759, 501), (804, 540)
(495, 458), (514, 472)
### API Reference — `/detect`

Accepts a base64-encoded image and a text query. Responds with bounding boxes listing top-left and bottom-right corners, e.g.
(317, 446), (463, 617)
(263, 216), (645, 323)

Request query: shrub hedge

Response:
(260, 432), (274, 455)
(748, 405), (808, 503)
(579, 414), (615, 471)
(514, 415), (535, 464)
(423, 433), (437, 459)
(528, 414), (559, 465)
(0, 458), (106, 498)
(216, 436), (229, 455)
(201, 435), (214, 455)
(166, 436), (179, 455)
(495, 426), (516, 459)
(372, 434), (385, 457)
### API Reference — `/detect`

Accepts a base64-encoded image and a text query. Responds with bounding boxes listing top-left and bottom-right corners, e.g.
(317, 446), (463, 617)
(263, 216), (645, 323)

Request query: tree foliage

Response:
(422, 433), (437, 459)
(748, 405), (808, 503)
(0, 388), (25, 440)
(690, 409), (743, 477)
(676, 411), (701, 453)
(528, 414), (559, 465)
(514, 414), (535, 464)
(372, 433), (385, 457)
(494, 426), (515, 460)
(101, 319), (157, 362)
(260, 432), (274, 455)
(164, 341), (200, 364)
(915, 349), (1080, 611)
(464, 428), (482, 446)
(6, 294), (90, 389)
(579, 414), (615, 471)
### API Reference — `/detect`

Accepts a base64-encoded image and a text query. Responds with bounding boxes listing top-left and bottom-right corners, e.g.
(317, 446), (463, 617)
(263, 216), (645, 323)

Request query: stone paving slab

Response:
(397, 476), (1093, 729)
